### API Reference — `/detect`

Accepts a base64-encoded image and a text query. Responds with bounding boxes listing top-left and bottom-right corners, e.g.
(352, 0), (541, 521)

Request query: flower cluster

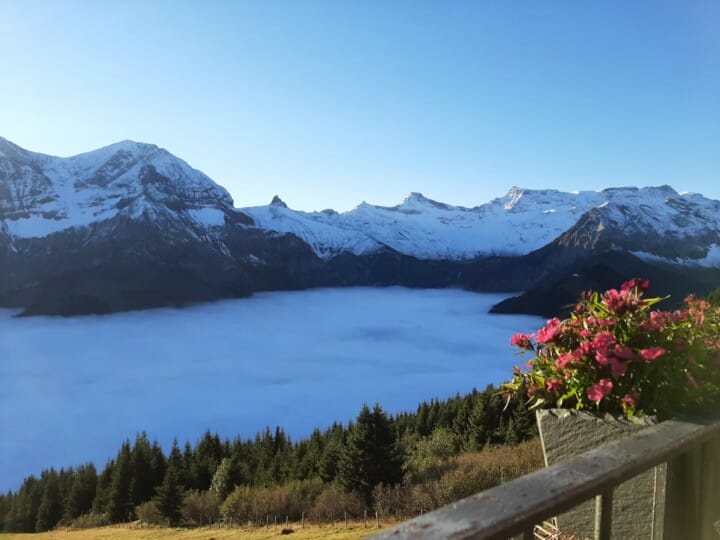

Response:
(503, 279), (720, 418)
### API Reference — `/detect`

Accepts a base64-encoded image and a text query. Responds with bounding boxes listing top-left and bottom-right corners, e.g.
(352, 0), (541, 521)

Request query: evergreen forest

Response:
(0, 386), (538, 532)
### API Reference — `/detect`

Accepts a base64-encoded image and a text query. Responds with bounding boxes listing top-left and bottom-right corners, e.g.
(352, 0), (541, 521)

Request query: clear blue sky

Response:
(1, 0), (718, 210)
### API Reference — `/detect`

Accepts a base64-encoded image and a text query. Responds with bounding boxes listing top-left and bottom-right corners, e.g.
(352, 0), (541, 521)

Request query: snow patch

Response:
(187, 207), (226, 227)
(631, 244), (720, 268)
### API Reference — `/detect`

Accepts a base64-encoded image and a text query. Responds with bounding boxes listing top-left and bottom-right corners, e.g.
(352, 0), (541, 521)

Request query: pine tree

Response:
(295, 429), (324, 480)
(507, 399), (536, 444)
(154, 462), (184, 525)
(415, 402), (431, 437)
(318, 436), (343, 483)
(210, 457), (234, 500)
(106, 441), (133, 523)
(35, 470), (62, 532)
(182, 441), (195, 488)
(464, 393), (489, 451)
(64, 464), (97, 522)
(337, 404), (401, 502)
(191, 431), (224, 491)
(11, 476), (42, 532)
(150, 441), (167, 491)
(92, 460), (114, 514)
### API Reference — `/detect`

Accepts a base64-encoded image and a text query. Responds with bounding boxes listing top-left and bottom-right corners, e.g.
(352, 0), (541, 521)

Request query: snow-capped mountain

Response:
(4, 134), (719, 266)
(242, 187), (720, 265)
(0, 136), (241, 239)
(1, 137), (719, 316)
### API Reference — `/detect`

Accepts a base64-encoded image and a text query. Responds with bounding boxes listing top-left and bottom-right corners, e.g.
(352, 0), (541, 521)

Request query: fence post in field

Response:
(376, 511), (380, 528)
(301, 511), (305, 528)
(265, 514), (269, 527)
(285, 515), (289, 528)
(345, 510), (348, 528)
(364, 509), (367, 527)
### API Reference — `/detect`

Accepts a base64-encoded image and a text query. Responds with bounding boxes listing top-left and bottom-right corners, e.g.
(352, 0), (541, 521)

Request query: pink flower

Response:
(640, 347), (666, 361)
(608, 357), (628, 378)
(621, 395), (637, 408)
(556, 353), (573, 369)
(621, 278), (650, 292)
(510, 333), (533, 351)
(593, 332), (617, 355)
(595, 352), (611, 366)
(613, 345), (636, 360)
(536, 318), (561, 343)
(587, 379), (613, 402)
(643, 311), (669, 332)
(546, 379), (563, 393)
(604, 289), (628, 313)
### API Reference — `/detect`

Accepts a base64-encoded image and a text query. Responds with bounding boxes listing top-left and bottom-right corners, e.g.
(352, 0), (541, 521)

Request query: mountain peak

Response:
(73, 139), (162, 161)
(397, 192), (453, 211)
(270, 195), (288, 208)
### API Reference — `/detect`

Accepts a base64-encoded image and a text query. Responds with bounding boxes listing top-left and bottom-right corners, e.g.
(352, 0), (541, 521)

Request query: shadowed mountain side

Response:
(490, 251), (720, 318)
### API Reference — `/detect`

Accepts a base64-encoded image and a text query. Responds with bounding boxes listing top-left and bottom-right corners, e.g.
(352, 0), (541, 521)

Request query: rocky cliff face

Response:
(1, 137), (718, 316)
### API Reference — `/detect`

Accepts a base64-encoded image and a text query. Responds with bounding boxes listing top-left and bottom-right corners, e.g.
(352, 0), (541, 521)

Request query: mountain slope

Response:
(1, 137), (719, 316)
(242, 187), (720, 265)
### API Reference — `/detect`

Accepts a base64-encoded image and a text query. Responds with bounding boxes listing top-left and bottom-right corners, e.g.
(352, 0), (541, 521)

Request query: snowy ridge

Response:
(0, 138), (233, 238)
(243, 187), (720, 266)
(243, 190), (586, 260)
(1, 137), (719, 267)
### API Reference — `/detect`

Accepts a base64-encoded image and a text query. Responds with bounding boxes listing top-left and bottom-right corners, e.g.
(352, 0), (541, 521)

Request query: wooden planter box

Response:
(537, 409), (666, 539)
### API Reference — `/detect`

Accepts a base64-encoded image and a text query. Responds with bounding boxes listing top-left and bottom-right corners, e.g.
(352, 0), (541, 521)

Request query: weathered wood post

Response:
(376, 511), (380, 528)
(537, 409), (665, 539)
(301, 511), (305, 529)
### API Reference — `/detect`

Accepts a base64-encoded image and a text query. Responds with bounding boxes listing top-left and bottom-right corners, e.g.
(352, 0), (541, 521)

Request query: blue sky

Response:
(1, 0), (718, 210)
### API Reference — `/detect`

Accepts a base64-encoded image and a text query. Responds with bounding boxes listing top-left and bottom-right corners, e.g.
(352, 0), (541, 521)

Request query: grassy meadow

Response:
(0, 520), (386, 540)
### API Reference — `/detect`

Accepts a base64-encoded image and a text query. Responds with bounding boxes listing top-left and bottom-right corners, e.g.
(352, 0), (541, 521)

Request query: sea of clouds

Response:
(0, 287), (543, 490)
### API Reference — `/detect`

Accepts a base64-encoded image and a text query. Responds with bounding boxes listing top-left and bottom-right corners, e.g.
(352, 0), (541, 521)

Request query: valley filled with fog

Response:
(0, 287), (543, 490)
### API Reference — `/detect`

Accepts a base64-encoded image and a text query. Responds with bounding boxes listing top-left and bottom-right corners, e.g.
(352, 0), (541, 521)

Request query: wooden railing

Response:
(371, 415), (720, 540)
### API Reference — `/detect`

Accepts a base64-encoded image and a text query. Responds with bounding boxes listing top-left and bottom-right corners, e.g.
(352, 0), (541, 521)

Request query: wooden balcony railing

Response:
(370, 415), (720, 540)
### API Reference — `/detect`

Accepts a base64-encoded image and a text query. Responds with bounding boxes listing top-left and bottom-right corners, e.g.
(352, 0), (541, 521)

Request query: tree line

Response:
(0, 385), (536, 533)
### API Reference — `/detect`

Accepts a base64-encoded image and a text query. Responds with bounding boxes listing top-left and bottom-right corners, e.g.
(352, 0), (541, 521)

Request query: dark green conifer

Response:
(130, 433), (155, 506)
(35, 470), (62, 532)
(337, 404), (401, 502)
(64, 464), (97, 521)
(154, 461), (184, 525)
(106, 441), (133, 523)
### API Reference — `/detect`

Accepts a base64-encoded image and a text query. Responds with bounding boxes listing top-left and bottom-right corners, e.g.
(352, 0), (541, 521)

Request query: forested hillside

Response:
(0, 386), (538, 532)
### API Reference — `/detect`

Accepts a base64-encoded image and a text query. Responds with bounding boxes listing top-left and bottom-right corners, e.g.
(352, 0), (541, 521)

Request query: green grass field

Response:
(0, 521), (387, 540)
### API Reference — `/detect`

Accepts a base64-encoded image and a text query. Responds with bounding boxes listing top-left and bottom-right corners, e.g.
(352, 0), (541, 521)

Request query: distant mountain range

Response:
(1, 136), (719, 316)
